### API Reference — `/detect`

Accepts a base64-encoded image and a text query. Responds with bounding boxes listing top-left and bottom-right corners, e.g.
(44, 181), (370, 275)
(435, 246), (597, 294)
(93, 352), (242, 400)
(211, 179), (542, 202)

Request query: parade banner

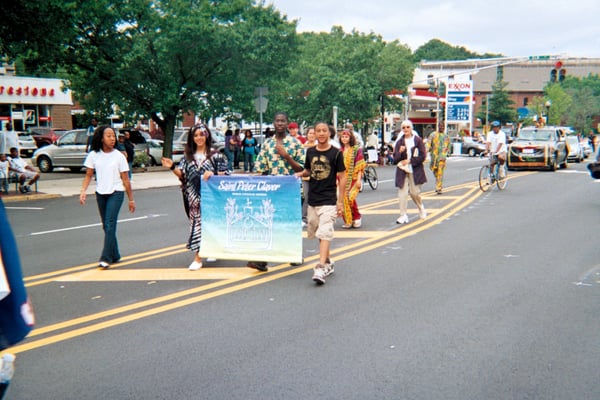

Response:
(200, 175), (303, 263)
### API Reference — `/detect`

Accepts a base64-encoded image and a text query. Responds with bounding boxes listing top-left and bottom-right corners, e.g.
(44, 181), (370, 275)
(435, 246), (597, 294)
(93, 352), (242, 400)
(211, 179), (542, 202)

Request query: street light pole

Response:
(545, 100), (552, 125)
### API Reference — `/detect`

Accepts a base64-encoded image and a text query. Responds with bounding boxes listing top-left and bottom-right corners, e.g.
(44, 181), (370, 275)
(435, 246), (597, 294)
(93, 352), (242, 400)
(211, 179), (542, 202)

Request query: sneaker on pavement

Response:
(352, 219), (362, 228)
(19, 185), (26, 194)
(419, 207), (427, 220)
(323, 262), (335, 278)
(188, 260), (203, 270)
(247, 261), (268, 272)
(342, 224), (352, 229)
(396, 214), (409, 224)
(312, 264), (327, 284)
(24, 185), (32, 193)
(98, 261), (110, 269)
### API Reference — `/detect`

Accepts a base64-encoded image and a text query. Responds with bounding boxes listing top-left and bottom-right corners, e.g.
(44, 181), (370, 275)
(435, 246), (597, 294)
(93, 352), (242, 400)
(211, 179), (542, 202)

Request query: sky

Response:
(268, 0), (600, 59)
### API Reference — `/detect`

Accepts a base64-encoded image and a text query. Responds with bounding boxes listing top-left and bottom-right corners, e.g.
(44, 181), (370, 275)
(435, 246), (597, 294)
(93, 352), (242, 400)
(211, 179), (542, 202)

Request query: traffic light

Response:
(550, 69), (557, 82)
(559, 69), (566, 82)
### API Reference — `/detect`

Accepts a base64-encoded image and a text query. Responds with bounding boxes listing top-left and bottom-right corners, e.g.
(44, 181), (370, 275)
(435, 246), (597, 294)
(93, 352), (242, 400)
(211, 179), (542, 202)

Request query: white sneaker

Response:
(188, 260), (203, 270)
(205, 258), (217, 262)
(342, 223), (352, 229)
(312, 264), (327, 284)
(396, 214), (409, 224)
(352, 219), (362, 228)
(419, 207), (427, 220)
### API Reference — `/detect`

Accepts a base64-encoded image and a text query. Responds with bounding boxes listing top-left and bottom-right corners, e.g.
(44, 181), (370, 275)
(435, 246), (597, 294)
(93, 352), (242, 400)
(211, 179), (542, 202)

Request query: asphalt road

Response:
(4, 157), (600, 399)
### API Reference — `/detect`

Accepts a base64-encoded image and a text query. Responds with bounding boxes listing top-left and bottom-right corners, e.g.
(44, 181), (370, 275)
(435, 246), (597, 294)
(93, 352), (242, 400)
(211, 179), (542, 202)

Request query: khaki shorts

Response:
(307, 205), (337, 241)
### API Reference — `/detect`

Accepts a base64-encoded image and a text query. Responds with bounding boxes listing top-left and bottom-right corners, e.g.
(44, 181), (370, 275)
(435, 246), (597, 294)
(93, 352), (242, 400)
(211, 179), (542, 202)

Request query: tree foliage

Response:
(0, 0), (297, 155)
(269, 27), (414, 131)
(413, 39), (502, 62)
(476, 78), (517, 126)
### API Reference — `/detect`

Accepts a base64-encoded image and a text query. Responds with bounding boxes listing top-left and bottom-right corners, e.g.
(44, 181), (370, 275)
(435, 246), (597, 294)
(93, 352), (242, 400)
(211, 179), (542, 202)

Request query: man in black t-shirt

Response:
(296, 122), (346, 285)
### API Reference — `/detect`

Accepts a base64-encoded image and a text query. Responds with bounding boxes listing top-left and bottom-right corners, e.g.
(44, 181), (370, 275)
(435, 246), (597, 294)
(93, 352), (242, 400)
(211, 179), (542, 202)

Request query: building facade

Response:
(0, 66), (73, 131)
(407, 57), (600, 136)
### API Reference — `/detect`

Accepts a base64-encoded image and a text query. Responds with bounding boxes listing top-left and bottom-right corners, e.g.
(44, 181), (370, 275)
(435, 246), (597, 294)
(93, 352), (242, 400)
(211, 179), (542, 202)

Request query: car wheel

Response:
(559, 154), (568, 169)
(37, 155), (53, 173)
(549, 156), (558, 171)
(468, 148), (476, 157)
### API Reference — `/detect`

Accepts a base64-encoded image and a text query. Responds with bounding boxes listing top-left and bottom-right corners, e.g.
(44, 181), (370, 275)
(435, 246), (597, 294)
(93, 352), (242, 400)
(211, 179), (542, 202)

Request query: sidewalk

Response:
(1, 167), (180, 203)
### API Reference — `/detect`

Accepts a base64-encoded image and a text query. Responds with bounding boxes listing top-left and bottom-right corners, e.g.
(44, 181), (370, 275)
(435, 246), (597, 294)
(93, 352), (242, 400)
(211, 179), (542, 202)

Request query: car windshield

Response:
(518, 129), (554, 141)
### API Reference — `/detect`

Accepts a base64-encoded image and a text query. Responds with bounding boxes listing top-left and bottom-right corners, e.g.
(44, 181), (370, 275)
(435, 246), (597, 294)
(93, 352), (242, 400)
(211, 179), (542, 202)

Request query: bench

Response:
(2, 174), (38, 193)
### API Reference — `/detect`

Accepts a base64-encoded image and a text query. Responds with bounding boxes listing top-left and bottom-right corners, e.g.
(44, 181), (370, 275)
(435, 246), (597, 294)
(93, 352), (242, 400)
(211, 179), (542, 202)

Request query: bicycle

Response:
(362, 163), (378, 190)
(479, 152), (508, 192)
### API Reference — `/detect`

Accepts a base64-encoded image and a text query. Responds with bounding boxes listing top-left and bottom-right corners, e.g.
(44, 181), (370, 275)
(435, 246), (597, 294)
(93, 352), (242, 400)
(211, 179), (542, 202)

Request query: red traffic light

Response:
(555, 61), (563, 69)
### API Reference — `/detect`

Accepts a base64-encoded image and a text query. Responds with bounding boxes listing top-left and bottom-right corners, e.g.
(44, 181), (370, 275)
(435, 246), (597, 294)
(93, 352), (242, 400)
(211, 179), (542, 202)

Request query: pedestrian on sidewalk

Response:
(79, 126), (135, 270)
(295, 121), (346, 285)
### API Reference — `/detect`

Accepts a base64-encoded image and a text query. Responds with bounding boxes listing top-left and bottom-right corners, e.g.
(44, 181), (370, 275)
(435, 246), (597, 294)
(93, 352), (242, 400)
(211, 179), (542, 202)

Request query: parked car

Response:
(450, 136), (486, 157)
(17, 131), (38, 158)
(32, 129), (89, 172)
(117, 128), (149, 156)
(28, 127), (68, 147)
(566, 136), (584, 163)
(171, 127), (225, 163)
(507, 126), (568, 171)
(580, 139), (593, 158)
(147, 139), (164, 166)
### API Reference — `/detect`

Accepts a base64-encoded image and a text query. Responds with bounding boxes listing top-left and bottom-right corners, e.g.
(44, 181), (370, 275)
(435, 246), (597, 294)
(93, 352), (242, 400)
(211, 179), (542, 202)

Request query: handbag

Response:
(587, 162), (600, 179)
(397, 161), (412, 173)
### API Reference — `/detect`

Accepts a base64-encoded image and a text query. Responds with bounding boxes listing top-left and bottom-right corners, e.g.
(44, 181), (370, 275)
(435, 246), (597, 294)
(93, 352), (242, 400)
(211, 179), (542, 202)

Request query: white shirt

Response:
(8, 156), (27, 173)
(486, 130), (507, 154)
(366, 133), (378, 148)
(0, 130), (18, 155)
(404, 135), (416, 160)
(0, 160), (8, 178)
(83, 149), (129, 194)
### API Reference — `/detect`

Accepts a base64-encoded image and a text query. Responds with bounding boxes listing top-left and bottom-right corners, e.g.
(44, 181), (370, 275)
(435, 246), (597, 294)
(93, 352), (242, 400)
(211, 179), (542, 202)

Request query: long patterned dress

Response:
(179, 151), (230, 252)
(428, 131), (450, 193)
(341, 144), (366, 225)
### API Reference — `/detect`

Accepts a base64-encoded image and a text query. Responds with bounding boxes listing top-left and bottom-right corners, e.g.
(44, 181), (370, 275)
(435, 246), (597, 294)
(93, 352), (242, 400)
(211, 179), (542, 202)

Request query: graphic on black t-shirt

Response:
(310, 155), (332, 181)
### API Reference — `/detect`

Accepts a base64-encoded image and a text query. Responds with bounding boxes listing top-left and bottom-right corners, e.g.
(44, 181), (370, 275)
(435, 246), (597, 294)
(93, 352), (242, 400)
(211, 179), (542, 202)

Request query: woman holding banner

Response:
(162, 125), (230, 270)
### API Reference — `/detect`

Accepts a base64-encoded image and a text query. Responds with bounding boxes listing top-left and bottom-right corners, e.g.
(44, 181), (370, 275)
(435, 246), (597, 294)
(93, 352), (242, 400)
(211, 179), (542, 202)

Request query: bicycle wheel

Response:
(496, 164), (508, 190)
(479, 165), (492, 192)
(365, 165), (378, 190)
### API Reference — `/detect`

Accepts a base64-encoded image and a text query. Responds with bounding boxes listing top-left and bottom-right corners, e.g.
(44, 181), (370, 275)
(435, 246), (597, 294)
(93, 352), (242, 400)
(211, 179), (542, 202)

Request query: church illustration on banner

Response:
(224, 197), (275, 249)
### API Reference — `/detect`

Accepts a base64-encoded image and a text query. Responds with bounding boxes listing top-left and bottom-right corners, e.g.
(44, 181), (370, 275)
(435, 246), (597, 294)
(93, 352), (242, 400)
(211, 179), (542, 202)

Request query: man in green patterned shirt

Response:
(246, 111), (305, 272)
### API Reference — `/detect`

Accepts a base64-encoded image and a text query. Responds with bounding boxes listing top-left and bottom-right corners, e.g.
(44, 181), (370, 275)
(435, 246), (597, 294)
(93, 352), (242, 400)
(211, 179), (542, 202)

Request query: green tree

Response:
(413, 39), (501, 62)
(561, 74), (600, 132)
(0, 0), (297, 156)
(476, 78), (517, 125)
(270, 27), (413, 131)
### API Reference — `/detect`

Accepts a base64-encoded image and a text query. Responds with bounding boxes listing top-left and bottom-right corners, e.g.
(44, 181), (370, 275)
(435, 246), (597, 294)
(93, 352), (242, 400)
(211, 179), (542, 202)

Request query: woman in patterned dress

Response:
(338, 129), (366, 228)
(162, 125), (230, 270)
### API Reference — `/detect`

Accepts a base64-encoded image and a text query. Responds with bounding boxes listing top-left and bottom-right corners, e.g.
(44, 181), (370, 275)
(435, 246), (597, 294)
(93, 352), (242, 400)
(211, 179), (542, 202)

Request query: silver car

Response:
(32, 129), (90, 172)
(17, 131), (38, 158)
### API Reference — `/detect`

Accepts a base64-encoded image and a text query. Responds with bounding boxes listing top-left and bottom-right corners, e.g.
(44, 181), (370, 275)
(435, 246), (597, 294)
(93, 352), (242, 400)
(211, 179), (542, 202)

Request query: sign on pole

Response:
(445, 80), (473, 124)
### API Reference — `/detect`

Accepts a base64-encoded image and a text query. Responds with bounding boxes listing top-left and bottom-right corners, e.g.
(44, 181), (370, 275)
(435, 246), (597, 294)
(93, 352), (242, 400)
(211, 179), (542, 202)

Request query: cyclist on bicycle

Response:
(486, 121), (507, 178)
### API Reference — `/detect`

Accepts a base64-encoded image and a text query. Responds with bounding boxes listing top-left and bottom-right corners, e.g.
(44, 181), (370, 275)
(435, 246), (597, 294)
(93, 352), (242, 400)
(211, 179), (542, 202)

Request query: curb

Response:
(1, 193), (63, 203)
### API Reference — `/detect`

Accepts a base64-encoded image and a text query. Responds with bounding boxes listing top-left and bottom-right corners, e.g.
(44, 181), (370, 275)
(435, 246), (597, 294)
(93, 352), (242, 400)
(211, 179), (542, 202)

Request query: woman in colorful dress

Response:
(338, 129), (366, 228)
(162, 125), (230, 270)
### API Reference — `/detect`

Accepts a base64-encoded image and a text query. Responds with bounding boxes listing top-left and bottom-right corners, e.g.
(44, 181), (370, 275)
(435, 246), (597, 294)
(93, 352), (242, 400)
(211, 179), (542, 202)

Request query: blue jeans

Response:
(224, 147), (234, 171)
(96, 191), (124, 263)
(243, 151), (255, 172)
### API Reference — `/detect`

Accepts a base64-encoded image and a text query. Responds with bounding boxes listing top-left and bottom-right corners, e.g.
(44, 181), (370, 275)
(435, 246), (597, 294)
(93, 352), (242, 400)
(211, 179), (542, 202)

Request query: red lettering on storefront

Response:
(7, 87), (14, 95)
(41, 88), (47, 96)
